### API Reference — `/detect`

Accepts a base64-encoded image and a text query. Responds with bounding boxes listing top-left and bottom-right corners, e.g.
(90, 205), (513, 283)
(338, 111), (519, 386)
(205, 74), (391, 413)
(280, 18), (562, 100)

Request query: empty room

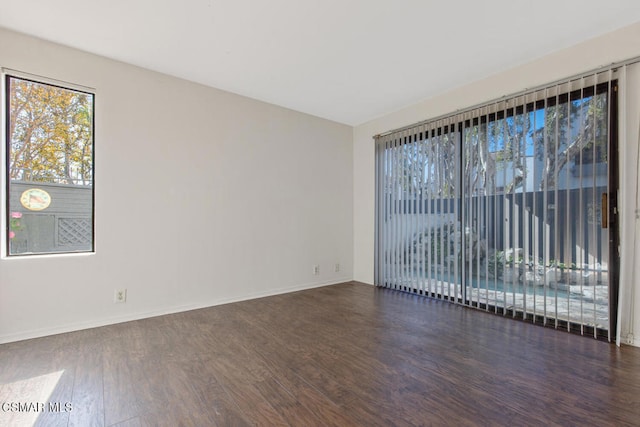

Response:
(2, 1), (640, 426)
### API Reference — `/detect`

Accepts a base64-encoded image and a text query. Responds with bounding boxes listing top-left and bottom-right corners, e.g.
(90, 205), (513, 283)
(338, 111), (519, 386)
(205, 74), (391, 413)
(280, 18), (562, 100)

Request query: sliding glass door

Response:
(375, 72), (618, 339)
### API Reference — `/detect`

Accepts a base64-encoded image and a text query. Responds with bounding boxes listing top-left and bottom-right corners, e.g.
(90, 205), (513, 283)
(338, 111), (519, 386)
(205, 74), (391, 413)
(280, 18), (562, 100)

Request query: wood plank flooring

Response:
(1, 281), (640, 426)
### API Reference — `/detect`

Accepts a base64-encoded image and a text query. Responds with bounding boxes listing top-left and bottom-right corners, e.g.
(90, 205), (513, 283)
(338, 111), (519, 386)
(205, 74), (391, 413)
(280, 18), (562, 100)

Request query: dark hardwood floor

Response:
(1, 281), (640, 426)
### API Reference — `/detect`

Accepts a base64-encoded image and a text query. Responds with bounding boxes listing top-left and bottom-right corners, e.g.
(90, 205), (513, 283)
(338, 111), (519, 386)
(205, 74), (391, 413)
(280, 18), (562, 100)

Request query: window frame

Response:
(3, 70), (96, 257)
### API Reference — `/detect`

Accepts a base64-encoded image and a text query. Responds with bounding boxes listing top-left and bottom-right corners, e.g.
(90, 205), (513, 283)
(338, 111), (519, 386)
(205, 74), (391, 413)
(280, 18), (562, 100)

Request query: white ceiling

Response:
(1, 1), (640, 125)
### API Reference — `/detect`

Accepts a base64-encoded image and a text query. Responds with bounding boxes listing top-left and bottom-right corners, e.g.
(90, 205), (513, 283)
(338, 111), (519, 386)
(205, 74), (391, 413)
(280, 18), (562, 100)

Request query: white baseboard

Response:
(0, 277), (352, 344)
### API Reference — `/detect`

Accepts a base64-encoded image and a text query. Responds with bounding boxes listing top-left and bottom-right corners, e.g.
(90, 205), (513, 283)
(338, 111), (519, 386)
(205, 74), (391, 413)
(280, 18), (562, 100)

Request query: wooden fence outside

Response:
(9, 181), (92, 254)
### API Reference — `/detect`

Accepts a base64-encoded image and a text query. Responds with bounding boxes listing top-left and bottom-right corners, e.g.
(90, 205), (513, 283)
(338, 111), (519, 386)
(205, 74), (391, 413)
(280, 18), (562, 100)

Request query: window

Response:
(5, 73), (94, 256)
(375, 69), (619, 340)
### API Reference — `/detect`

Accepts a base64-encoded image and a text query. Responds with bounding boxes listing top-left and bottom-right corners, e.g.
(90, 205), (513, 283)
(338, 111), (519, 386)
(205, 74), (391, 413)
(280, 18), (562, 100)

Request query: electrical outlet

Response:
(335, 263), (340, 272)
(114, 289), (127, 303)
(625, 334), (634, 346)
(312, 265), (320, 275)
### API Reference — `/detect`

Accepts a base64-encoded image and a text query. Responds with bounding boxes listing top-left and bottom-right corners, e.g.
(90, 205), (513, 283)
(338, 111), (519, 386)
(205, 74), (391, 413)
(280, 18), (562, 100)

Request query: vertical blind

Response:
(375, 64), (629, 340)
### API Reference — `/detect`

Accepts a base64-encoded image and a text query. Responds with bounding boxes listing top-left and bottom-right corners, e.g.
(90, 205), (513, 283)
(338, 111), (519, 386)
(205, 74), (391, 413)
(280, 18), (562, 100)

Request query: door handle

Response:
(602, 193), (608, 229)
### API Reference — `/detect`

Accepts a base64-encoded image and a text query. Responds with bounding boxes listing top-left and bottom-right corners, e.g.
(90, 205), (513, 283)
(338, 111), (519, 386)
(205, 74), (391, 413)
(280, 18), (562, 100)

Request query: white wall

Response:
(353, 22), (640, 346)
(0, 28), (353, 343)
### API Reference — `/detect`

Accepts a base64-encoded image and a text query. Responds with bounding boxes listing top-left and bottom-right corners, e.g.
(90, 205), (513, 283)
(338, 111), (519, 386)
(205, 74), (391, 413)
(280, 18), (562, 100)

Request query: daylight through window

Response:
(374, 69), (619, 340)
(5, 74), (94, 255)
